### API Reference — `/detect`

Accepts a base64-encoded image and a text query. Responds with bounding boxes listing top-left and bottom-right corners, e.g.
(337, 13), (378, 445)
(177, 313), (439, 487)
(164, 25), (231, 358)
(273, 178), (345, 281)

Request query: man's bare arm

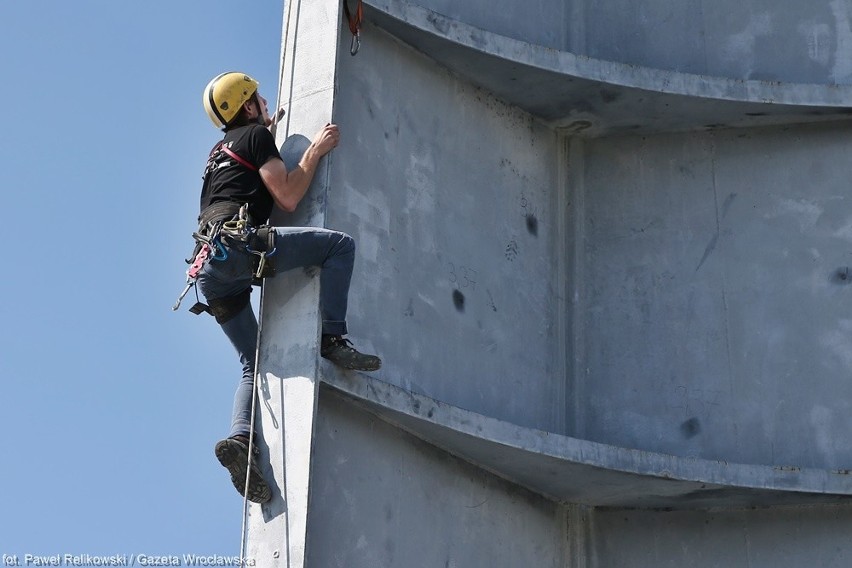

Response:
(259, 123), (340, 213)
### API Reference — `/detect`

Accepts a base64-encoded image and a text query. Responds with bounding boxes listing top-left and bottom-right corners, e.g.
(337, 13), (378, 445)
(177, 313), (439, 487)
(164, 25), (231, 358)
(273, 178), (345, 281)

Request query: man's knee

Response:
(337, 232), (355, 254)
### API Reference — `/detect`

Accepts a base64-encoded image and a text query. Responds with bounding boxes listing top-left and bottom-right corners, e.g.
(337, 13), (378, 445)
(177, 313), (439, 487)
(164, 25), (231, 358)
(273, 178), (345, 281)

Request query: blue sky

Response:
(1, 0), (288, 556)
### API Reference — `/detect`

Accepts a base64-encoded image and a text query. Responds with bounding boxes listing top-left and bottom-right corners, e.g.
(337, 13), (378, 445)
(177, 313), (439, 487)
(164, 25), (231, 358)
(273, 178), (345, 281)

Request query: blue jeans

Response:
(197, 226), (355, 438)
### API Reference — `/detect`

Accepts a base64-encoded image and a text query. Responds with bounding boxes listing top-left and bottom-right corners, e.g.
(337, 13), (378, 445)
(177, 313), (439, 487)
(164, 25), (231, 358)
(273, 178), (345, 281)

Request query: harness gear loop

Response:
(219, 203), (252, 240)
(343, 0), (363, 55)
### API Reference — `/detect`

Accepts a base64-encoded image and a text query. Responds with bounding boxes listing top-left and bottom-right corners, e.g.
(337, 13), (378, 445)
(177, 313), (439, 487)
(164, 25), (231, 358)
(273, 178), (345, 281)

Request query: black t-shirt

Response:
(199, 123), (282, 223)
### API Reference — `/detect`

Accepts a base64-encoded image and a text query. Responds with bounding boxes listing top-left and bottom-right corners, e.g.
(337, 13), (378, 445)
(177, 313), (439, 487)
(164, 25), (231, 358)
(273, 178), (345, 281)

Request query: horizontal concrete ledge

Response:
(321, 371), (852, 510)
(364, 0), (852, 136)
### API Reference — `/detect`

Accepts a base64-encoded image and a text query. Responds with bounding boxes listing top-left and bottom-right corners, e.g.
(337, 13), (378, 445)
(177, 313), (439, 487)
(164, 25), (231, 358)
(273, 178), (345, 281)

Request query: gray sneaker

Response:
(214, 436), (272, 503)
(321, 335), (382, 371)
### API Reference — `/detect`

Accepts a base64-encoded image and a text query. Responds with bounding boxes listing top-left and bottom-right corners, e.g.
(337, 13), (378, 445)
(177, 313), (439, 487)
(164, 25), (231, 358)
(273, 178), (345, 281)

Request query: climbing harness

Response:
(172, 138), (280, 316)
(343, 0), (364, 55)
(172, 201), (278, 317)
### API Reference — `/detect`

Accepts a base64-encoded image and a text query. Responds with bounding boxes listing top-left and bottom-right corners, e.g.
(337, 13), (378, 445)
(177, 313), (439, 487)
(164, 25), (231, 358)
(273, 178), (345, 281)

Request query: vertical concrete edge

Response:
(564, 134), (586, 438)
(555, 132), (571, 435)
(245, 0), (344, 566)
(565, 504), (592, 568)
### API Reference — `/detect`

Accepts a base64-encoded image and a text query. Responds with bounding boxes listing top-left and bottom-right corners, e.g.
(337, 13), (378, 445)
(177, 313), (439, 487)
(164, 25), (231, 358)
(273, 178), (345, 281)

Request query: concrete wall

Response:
(328, 24), (566, 433)
(253, 0), (852, 565)
(574, 121), (852, 468)
(408, 0), (852, 84)
(327, 20), (852, 471)
(306, 392), (569, 568)
(592, 504), (852, 567)
(577, 0), (852, 83)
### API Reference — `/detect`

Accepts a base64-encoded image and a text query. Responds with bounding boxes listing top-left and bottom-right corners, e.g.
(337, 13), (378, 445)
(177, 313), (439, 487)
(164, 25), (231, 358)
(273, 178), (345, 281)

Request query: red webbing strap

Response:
(343, 0), (363, 54)
(221, 145), (258, 172)
(343, 0), (363, 36)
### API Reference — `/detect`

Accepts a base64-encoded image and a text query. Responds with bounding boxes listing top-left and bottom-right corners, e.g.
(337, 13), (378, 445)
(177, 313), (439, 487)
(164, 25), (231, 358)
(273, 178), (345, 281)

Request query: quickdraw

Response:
(246, 228), (277, 280)
(343, 0), (363, 55)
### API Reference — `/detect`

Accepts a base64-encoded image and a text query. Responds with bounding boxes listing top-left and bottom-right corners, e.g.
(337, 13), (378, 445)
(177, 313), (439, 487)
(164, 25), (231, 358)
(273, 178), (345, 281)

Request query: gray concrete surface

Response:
(247, 0), (852, 565)
(306, 391), (570, 568)
(321, 372), (852, 509)
(365, 0), (852, 135)
(576, 121), (852, 468)
(380, 0), (852, 86)
(592, 504), (852, 568)
(328, 20), (564, 434)
(245, 2), (343, 566)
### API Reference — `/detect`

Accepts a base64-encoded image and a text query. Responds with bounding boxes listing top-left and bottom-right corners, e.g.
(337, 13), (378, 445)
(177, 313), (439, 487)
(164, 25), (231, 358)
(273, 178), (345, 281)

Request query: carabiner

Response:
(246, 244), (277, 257)
(350, 32), (360, 56)
(211, 238), (228, 261)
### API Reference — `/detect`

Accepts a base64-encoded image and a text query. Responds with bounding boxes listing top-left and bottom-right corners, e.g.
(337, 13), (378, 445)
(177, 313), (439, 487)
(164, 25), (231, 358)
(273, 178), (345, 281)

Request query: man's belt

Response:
(198, 201), (255, 228)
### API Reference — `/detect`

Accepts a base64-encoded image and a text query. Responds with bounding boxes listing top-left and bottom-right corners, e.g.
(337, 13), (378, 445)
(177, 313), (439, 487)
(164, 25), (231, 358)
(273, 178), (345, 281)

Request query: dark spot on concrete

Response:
(404, 299), (414, 317)
(526, 214), (538, 236)
(453, 290), (465, 312)
(599, 88), (620, 103)
(721, 193), (737, 218)
(412, 400), (421, 413)
(427, 408), (435, 418)
(680, 417), (701, 438)
(745, 112), (767, 117)
(830, 267), (852, 285)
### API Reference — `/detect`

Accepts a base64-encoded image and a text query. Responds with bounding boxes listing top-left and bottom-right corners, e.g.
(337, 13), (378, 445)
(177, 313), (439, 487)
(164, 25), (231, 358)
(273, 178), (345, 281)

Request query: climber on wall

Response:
(186, 71), (381, 503)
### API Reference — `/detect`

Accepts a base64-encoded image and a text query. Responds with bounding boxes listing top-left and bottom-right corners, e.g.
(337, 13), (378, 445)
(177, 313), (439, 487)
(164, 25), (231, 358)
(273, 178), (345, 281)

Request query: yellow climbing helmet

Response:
(203, 72), (260, 128)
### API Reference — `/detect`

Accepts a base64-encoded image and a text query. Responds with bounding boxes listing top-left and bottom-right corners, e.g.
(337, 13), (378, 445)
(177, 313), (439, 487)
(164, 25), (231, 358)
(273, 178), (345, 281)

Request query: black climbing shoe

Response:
(321, 335), (382, 371)
(214, 436), (272, 504)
